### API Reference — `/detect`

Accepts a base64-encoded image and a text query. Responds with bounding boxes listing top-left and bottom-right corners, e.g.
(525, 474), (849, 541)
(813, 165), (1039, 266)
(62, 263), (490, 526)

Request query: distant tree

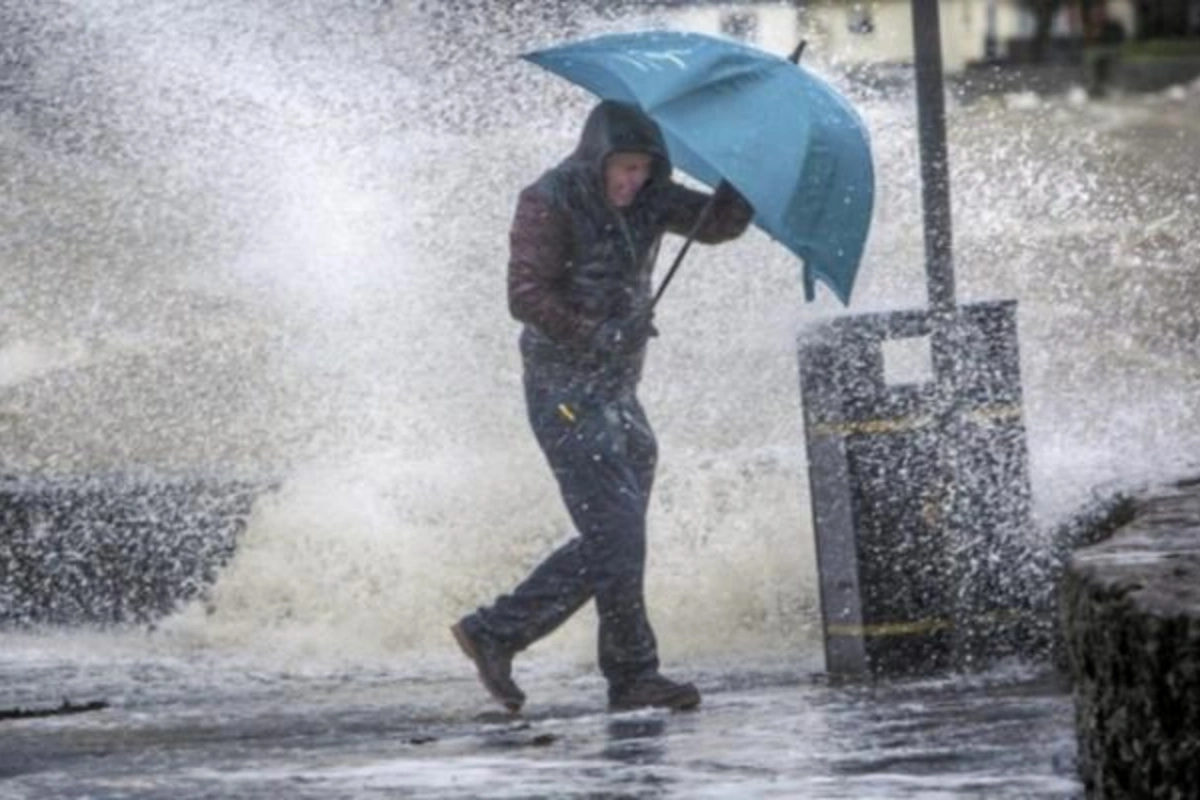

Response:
(1020, 0), (1065, 62)
(1134, 0), (1197, 37)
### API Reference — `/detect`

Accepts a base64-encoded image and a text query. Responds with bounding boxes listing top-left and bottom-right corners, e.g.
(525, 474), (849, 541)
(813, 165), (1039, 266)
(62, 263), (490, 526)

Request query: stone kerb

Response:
(1061, 480), (1200, 799)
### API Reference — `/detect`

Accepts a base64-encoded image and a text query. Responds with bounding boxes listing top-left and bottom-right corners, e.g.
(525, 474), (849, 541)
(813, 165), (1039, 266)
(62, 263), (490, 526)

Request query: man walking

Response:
(453, 100), (752, 713)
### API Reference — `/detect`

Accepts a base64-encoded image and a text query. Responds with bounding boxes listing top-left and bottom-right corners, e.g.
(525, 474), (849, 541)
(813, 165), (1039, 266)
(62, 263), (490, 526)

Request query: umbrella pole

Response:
(650, 186), (721, 310)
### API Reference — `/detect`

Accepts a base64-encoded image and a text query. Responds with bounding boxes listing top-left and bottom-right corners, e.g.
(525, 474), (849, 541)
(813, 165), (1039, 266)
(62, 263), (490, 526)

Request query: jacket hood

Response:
(569, 101), (672, 187)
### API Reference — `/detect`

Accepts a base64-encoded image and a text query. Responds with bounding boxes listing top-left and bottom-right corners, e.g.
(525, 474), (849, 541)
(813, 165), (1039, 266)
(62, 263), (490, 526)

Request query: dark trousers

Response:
(473, 377), (660, 688)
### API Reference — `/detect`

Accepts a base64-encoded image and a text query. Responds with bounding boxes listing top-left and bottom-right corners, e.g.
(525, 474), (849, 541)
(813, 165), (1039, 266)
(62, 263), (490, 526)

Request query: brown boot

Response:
(609, 673), (701, 712)
(451, 617), (525, 713)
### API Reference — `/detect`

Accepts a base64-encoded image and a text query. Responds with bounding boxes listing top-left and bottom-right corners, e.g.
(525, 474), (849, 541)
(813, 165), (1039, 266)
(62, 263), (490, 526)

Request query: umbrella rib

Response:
(639, 63), (777, 115)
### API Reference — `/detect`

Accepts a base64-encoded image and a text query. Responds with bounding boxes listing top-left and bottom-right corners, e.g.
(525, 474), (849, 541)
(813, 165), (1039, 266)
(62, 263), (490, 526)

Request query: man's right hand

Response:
(591, 309), (658, 354)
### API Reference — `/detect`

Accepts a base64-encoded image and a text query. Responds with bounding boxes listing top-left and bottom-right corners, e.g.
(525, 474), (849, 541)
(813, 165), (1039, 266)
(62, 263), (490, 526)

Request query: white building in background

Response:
(638, 1), (1137, 73)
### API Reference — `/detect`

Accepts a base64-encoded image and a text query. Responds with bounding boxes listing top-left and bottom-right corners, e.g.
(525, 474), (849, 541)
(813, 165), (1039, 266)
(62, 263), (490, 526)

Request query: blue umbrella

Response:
(523, 30), (874, 305)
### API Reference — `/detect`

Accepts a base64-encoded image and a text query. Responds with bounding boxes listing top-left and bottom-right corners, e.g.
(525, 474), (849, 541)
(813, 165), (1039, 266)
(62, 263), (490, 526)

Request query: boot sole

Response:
(451, 622), (524, 713)
(610, 687), (701, 713)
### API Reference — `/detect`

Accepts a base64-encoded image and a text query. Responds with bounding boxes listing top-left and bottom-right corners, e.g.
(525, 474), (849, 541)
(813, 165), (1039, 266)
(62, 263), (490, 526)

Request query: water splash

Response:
(2, 2), (1197, 667)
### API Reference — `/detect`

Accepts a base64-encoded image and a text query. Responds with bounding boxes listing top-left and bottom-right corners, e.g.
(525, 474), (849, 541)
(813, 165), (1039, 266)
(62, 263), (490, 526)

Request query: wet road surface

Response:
(1, 647), (1081, 799)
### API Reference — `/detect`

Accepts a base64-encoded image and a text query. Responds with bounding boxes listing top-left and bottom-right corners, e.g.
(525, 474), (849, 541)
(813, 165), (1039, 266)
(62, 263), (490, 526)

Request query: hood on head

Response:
(571, 100), (672, 187)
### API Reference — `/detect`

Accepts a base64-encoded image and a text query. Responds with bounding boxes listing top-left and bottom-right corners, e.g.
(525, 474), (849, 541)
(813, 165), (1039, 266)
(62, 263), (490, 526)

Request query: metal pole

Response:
(911, 0), (956, 312)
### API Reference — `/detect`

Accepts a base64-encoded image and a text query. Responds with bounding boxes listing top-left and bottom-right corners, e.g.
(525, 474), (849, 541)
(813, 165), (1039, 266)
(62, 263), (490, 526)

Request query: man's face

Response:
(604, 152), (653, 208)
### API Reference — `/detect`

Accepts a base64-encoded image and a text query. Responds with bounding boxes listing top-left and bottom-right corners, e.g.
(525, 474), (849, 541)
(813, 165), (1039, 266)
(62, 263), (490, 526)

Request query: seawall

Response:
(0, 474), (265, 625)
(1061, 478), (1200, 798)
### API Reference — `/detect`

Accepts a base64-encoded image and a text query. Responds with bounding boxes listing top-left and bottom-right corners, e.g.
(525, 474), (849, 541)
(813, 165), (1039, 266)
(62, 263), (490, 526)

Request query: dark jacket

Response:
(508, 100), (752, 395)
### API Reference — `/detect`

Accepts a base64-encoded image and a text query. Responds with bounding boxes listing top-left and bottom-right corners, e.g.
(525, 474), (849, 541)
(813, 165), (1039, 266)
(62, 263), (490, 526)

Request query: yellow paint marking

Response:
(827, 610), (1028, 638)
(827, 618), (952, 638)
(811, 405), (1022, 437)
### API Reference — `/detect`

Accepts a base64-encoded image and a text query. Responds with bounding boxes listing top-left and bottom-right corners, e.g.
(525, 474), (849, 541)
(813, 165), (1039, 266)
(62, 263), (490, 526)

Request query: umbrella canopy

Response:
(523, 30), (874, 305)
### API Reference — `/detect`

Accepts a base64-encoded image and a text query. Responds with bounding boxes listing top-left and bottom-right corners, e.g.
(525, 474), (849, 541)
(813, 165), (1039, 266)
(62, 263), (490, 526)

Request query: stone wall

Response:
(1061, 479), (1200, 799)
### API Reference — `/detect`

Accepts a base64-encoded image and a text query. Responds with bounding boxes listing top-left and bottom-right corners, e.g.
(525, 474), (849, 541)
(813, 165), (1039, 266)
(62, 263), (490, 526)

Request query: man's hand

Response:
(591, 307), (658, 354)
(713, 180), (754, 227)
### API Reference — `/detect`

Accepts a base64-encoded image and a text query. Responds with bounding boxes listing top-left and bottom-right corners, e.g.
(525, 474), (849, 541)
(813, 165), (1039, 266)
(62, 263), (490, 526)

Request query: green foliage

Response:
(1119, 38), (1200, 61)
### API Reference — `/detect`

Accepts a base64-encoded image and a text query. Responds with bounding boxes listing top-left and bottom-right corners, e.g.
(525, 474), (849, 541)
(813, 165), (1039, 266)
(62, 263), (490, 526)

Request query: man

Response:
(452, 100), (752, 713)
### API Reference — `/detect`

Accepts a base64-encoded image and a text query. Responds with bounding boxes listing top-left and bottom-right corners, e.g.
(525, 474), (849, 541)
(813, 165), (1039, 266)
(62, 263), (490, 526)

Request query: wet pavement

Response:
(0, 645), (1081, 799)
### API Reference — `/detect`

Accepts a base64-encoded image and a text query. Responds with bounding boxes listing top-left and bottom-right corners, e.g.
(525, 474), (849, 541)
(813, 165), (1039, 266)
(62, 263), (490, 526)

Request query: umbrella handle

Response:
(651, 181), (727, 311)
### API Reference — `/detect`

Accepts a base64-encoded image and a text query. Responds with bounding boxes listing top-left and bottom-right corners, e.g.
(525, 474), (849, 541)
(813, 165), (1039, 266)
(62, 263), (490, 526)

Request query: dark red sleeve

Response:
(660, 182), (754, 244)
(507, 187), (596, 345)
